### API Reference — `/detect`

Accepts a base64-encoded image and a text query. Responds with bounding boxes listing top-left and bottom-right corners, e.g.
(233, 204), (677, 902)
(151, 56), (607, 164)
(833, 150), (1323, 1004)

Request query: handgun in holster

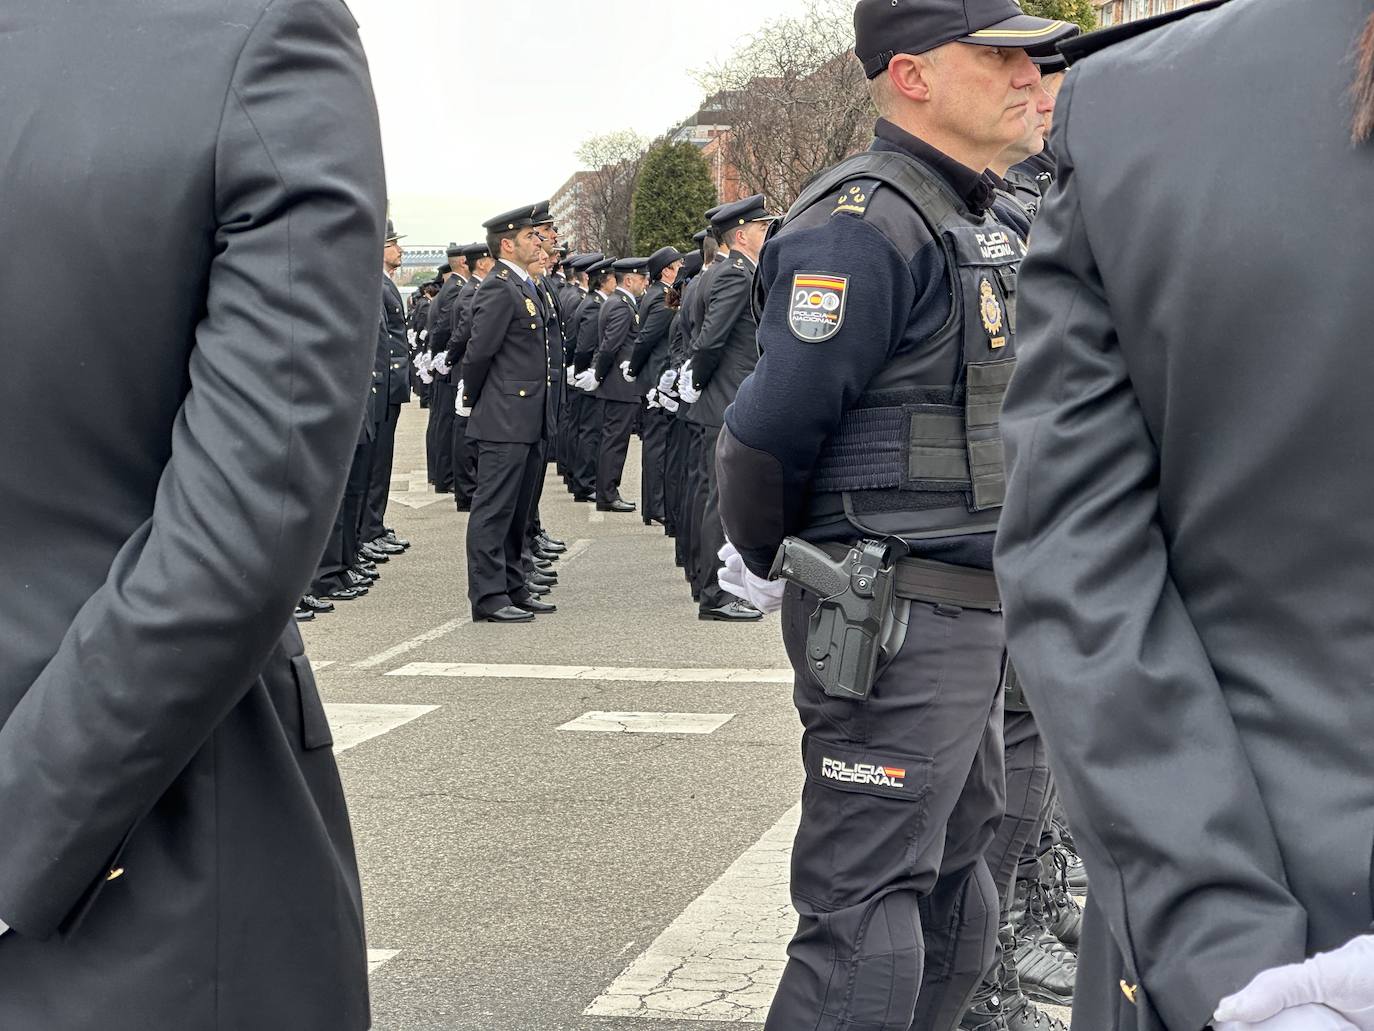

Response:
(769, 538), (896, 702)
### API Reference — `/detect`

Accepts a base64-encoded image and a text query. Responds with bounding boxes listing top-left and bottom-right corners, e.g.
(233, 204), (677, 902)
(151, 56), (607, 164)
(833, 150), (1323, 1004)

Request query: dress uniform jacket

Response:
(462, 264), (550, 445)
(572, 291), (605, 374)
(445, 274), (483, 368)
(593, 288), (643, 404)
(381, 277), (413, 405)
(684, 255), (759, 429)
(426, 273), (465, 376)
(628, 281), (675, 384)
(0, 1), (385, 1028)
(996, 3), (1374, 1029)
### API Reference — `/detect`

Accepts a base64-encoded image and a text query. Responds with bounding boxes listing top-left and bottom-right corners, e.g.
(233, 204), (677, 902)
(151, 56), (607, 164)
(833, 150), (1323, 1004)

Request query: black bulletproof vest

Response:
(784, 151), (1025, 540)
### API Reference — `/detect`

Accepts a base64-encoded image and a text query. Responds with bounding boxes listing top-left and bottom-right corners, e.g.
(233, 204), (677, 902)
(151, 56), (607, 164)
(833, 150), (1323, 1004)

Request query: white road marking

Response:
(326, 703), (438, 754)
(558, 712), (736, 735)
(349, 540), (591, 669)
(312, 660), (335, 671)
(386, 663), (792, 684)
(585, 805), (800, 1023)
(368, 949), (401, 974)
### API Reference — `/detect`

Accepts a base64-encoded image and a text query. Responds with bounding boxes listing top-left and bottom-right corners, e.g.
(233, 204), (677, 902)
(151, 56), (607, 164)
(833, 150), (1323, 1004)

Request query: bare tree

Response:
(696, 0), (873, 210)
(575, 130), (649, 255)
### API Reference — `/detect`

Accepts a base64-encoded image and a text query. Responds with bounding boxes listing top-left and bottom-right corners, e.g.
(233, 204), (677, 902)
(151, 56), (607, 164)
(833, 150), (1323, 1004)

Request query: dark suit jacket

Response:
(461, 263), (549, 444)
(996, 3), (1374, 1029)
(445, 274), (483, 369)
(594, 288), (643, 404)
(572, 292), (606, 374)
(629, 281), (675, 385)
(0, 1), (384, 1027)
(380, 276), (413, 406)
(685, 254), (758, 429)
(425, 273), (464, 378)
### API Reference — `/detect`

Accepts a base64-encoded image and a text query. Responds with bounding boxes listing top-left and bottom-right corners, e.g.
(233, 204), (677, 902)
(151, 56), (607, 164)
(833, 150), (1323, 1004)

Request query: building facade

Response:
(1094, 0), (1208, 27)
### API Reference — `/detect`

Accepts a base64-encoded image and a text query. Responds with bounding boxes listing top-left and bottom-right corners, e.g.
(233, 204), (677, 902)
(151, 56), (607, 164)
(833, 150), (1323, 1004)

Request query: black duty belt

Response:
(817, 544), (1001, 611)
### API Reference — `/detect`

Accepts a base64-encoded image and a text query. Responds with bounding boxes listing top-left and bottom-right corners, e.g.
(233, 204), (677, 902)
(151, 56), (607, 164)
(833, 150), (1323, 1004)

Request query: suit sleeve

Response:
(629, 293), (670, 377)
(462, 281), (514, 405)
(0, 0), (385, 938)
(690, 265), (751, 390)
(574, 302), (599, 373)
(994, 73), (1308, 1031)
(594, 300), (633, 381)
(446, 284), (475, 367)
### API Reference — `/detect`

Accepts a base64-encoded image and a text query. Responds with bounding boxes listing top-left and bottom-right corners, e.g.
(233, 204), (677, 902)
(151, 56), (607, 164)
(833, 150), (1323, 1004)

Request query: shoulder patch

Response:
(831, 178), (881, 218)
(787, 271), (848, 343)
(497, 268), (509, 279)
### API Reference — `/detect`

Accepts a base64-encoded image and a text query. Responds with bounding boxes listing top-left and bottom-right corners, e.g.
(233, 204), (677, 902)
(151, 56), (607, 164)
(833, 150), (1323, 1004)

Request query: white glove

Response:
(1216, 937), (1374, 1031)
(677, 361), (701, 404)
(418, 366), (433, 385)
(1215, 1005), (1360, 1031)
(659, 393), (680, 414)
(657, 367), (679, 394)
(565, 366), (576, 386)
(432, 355), (451, 377)
(407, 329), (417, 347)
(455, 380), (472, 418)
(646, 388), (661, 410)
(620, 360), (636, 382)
(574, 369), (600, 392)
(418, 328), (428, 343)
(717, 541), (785, 615)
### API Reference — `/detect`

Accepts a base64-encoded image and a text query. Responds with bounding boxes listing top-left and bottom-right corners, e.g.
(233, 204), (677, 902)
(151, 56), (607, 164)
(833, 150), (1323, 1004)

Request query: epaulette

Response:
(496, 268), (509, 279)
(733, 257), (746, 269)
(830, 178), (880, 219)
(1061, 0), (1229, 65)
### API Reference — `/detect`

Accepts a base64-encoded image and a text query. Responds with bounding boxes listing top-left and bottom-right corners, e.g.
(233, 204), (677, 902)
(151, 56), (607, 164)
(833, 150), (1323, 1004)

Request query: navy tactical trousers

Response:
(767, 584), (1006, 1031)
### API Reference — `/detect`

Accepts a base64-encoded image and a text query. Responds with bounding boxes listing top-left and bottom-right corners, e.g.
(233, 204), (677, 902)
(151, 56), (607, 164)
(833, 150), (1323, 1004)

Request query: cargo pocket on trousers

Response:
(292, 654), (334, 750)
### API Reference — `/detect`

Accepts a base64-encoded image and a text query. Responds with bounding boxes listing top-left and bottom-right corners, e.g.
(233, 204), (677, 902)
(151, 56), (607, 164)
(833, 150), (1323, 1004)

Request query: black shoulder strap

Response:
(784, 150), (964, 230)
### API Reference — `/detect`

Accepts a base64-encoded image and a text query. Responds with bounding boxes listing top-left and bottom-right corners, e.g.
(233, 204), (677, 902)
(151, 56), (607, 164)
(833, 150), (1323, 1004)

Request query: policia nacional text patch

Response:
(788, 271), (848, 342)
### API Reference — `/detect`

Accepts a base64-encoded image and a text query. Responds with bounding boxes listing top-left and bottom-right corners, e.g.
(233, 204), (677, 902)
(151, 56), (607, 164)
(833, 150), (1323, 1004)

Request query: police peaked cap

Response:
(571, 252), (606, 271)
(854, 0), (1077, 77)
(648, 246), (684, 280)
(585, 257), (617, 277)
(435, 264), (452, 277)
(613, 257), (650, 276)
(460, 242), (490, 260)
(692, 228), (710, 245)
(446, 242), (463, 257)
(709, 194), (775, 233)
(482, 205), (537, 232)
(385, 219), (405, 242)
(679, 251), (704, 279)
(531, 200), (556, 227)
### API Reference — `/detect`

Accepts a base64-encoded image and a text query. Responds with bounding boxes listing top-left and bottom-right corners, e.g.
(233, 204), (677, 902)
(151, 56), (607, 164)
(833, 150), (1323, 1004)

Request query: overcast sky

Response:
(348, 0), (806, 245)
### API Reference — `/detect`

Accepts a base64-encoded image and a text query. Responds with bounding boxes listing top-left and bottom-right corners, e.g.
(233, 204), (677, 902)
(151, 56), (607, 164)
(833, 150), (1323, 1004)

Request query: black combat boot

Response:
(1010, 873), (1077, 1007)
(958, 981), (1011, 1031)
(1040, 850), (1082, 953)
(995, 923), (1069, 1031)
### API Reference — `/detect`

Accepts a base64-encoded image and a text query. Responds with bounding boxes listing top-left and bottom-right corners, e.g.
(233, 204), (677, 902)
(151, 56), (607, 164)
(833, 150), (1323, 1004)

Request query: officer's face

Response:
(661, 260), (683, 286)
(927, 43), (1042, 155)
(507, 227), (543, 267)
(450, 256), (469, 277)
(535, 224), (560, 256)
(625, 272), (648, 296)
(384, 240), (404, 270)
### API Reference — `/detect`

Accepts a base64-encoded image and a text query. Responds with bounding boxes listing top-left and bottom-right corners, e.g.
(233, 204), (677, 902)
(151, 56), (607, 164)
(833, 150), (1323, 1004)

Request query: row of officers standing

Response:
(405, 194), (788, 623)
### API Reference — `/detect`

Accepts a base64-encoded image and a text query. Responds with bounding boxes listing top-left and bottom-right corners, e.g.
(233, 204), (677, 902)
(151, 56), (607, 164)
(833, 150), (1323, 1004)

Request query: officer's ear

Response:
(886, 52), (935, 106)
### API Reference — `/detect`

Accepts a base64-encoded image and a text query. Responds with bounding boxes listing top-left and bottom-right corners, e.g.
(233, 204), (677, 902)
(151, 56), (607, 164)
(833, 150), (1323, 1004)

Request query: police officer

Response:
(426, 247), (468, 493)
(629, 246), (684, 526)
(576, 256), (651, 513)
(714, 2), (1074, 1027)
(459, 204), (556, 622)
(556, 253), (597, 484)
(685, 195), (775, 622)
(445, 242), (494, 511)
(662, 249), (702, 560)
(569, 256), (617, 503)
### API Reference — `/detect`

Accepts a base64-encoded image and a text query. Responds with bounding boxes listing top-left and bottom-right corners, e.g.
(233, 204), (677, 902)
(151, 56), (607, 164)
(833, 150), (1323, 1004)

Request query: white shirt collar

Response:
(500, 258), (531, 283)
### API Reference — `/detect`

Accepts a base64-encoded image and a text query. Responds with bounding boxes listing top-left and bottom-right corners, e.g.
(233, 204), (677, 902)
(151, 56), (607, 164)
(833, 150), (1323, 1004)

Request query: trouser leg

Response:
(432, 379), (455, 492)
(425, 385), (441, 483)
(506, 443), (544, 603)
(665, 418), (687, 556)
(696, 425), (734, 610)
(640, 405), (669, 523)
(466, 440), (529, 616)
(765, 586), (1005, 1031)
(452, 414), (478, 508)
(361, 403), (401, 542)
(597, 399), (637, 504)
(575, 397), (604, 498)
(684, 423), (706, 596)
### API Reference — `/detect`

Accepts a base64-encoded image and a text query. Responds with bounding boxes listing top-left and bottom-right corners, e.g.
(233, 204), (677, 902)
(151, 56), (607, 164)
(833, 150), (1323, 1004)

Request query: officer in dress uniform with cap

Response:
(569, 256), (617, 502)
(684, 195), (775, 622)
(662, 250), (703, 556)
(630, 246), (684, 526)
(714, 1), (1074, 1026)
(575, 256), (651, 512)
(459, 205), (556, 622)
(556, 253), (597, 482)
(425, 247), (468, 493)
(444, 242), (494, 511)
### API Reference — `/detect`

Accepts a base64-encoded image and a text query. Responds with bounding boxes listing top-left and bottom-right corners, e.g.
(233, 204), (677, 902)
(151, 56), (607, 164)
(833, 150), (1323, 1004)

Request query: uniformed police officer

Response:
(629, 246), (684, 526)
(568, 256), (617, 503)
(714, 2), (1074, 1027)
(459, 204), (556, 622)
(557, 253), (598, 483)
(684, 195), (775, 622)
(661, 249), (703, 559)
(426, 248), (468, 493)
(444, 242), (494, 511)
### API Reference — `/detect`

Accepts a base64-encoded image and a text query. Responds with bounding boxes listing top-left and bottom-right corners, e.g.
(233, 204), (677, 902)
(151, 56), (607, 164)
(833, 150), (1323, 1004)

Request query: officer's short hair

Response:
(593, 270), (615, 291)
(486, 229), (517, 258)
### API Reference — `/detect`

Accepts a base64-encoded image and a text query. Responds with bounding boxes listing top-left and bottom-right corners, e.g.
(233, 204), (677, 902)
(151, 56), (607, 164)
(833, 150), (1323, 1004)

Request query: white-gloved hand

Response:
(407, 329), (417, 347)
(657, 367), (678, 394)
(455, 381), (473, 418)
(620, 360), (636, 382)
(565, 366), (576, 387)
(432, 355), (451, 377)
(659, 393), (680, 414)
(1215, 1005), (1360, 1031)
(418, 328), (428, 343)
(677, 361), (701, 404)
(1216, 938), (1374, 1031)
(717, 541), (785, 614)
(574, 369), (600, 392)
(646, 389), (662, 410)
(418, 367), (434, 385)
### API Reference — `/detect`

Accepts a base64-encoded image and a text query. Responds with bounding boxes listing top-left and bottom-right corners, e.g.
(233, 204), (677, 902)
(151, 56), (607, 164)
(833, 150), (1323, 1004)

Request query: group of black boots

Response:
(962, 825), (1088, 1031)
(293, 527), (412, 622)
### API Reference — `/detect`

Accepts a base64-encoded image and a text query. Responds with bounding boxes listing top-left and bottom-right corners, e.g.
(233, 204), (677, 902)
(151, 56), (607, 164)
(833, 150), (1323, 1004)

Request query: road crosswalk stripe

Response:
(585, 805), (799, 1023)
(326, 703), (438, 754)
(367, 949), (400, 974)
(557, 712), (735, 735)
(385, 663), (792, 684)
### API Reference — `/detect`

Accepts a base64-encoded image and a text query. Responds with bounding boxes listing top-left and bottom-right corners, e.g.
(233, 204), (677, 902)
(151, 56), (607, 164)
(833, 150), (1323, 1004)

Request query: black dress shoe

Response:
(367, 537), (405, 555)
(524, 581), (551, 597)
(434, 487), (454, 495)
(380, 530), (410, 549)
(350, 564), (377, 582)
(455, 502), (472, 513)
(534, 548), (561, 563)
(475, 606), (534, 623)
(529, 571), (558, 587)
(344, 571), (371, 593)
(699, 601), (762, 621)
(293, 607), (316, 622)
(532, 558), (554, 571)
(354, 556), (380, 574)
(327, 587), (361, 602)
(596, 499), (636, 513)
(300, 595), (335, 614)
(514, 598), (557, 614)
(358, 545), (389, 564)
(537, 536), (567, 552)
(572, 494), (593, 503)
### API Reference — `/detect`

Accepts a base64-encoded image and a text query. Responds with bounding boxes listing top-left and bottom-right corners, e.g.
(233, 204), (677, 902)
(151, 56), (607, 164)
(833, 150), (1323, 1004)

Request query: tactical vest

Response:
(784, 150), (1024, 540)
